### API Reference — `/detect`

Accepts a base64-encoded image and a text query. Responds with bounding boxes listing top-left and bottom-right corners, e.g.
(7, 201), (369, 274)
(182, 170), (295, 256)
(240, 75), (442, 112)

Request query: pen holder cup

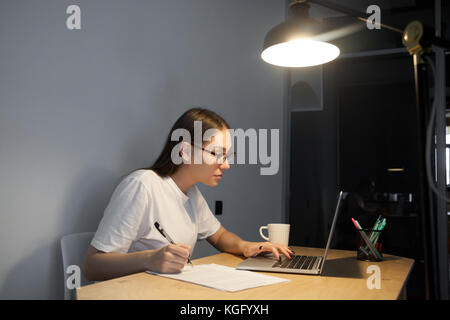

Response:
(356, 229), (383, 262)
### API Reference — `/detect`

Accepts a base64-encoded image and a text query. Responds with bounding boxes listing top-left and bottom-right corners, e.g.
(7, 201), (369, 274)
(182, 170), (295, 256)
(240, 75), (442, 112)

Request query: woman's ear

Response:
(180, 142), (192, 164)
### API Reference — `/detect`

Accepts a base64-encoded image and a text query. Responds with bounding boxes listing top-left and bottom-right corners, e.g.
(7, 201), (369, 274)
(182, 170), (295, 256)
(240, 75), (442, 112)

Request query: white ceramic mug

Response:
(259, 223), (290, 246)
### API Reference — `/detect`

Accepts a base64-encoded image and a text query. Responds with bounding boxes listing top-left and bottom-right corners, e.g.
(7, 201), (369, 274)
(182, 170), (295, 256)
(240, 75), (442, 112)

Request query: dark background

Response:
(288, 1), (450, 299)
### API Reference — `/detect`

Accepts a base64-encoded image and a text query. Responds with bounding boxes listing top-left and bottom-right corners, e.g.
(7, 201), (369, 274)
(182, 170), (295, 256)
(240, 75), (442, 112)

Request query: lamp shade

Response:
(262, 2), (340, 67)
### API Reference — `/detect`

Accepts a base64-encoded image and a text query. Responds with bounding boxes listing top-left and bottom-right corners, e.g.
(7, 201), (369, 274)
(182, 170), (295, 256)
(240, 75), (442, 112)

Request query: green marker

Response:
(372, 219), (386, 245)
(370, 216), (383, 242)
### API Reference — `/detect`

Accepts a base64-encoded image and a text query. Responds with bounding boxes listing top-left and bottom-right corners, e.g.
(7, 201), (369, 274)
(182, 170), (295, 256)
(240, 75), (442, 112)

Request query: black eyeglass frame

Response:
(192, 144), (235, 164)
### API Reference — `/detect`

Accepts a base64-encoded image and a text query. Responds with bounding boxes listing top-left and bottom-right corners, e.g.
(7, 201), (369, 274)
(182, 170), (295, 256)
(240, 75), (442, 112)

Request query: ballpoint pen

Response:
(154, 222), (193, 267)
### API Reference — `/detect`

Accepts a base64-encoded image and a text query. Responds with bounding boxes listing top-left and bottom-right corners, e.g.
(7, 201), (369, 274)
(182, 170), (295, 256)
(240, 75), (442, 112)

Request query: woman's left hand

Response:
(242, 242), (294, 260)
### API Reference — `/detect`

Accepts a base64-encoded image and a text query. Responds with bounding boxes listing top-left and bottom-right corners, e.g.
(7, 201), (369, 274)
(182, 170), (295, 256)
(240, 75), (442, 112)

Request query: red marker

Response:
(351, 218), (361, 230)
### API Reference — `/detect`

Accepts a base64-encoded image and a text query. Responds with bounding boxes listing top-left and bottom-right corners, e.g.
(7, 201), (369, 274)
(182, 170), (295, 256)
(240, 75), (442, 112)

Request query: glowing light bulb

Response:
(261, 39), (340, 68)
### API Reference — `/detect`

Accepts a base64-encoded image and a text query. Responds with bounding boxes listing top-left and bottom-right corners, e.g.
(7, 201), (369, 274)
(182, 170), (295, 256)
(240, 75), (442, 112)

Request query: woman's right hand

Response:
(146, 244), (191, 274)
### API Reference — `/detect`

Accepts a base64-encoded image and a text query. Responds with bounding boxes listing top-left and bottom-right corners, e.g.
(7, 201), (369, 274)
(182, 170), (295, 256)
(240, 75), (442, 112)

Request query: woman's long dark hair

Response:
(147, 108), (230, 177)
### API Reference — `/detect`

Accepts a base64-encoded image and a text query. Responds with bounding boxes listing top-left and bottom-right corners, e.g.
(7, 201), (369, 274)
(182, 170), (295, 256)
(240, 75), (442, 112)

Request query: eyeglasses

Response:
(193, 144), (235, 164)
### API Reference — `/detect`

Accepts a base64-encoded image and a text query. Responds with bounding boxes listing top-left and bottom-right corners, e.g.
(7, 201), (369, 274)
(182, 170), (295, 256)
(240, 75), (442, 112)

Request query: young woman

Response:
(83, 108), (293, 281)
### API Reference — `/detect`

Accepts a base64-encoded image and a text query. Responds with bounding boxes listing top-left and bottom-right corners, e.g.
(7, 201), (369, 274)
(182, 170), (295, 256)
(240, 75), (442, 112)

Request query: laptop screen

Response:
(320, 191), (346, 271)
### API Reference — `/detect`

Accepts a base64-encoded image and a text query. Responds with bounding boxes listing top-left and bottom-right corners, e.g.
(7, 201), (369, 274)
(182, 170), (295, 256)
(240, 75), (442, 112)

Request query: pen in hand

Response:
(154, 222), (193, 267)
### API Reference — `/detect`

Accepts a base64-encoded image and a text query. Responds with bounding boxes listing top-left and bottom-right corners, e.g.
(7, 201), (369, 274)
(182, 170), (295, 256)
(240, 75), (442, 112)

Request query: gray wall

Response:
(0, 0), (285, 299)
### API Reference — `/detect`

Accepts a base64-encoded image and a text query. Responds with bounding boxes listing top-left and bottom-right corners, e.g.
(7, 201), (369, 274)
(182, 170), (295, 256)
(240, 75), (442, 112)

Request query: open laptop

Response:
(236, 191), (346, 275)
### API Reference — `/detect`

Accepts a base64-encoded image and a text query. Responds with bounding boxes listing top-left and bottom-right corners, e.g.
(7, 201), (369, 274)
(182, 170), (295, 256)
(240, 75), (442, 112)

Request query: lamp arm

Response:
(306, 0), (450, 51)
(305, 0), (404, 34)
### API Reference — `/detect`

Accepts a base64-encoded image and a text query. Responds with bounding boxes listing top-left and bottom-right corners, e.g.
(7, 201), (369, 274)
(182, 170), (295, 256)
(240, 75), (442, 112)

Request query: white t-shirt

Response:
(91, 169), (221, 254)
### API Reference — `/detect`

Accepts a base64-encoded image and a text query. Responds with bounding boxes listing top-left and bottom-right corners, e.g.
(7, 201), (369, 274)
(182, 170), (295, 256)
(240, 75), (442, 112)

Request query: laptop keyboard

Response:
(272, 255), (319, 270)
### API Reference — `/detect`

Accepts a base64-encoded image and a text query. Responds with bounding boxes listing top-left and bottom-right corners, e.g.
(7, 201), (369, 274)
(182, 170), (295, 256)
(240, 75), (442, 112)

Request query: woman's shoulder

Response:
(187, 184), (207, 204)
(121, 169), (164, 190)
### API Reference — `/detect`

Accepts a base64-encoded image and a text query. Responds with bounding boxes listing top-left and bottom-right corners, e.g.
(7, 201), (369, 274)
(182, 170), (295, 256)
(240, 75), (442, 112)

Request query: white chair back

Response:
(60, 232), (95, 300)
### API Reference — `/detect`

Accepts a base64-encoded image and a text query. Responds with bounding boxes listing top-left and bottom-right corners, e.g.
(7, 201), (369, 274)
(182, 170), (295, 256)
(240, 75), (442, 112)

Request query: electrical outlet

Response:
(215, 201), (223, 215)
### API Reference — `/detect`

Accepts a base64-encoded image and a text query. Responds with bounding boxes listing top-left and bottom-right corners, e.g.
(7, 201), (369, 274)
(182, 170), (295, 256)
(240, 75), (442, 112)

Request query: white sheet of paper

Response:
(146, 263), (290, 292)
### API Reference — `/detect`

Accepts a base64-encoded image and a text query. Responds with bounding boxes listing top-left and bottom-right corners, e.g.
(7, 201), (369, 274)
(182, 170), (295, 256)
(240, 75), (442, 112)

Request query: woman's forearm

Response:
(83, 246), (152, 282)
(211, 230), (250, 255)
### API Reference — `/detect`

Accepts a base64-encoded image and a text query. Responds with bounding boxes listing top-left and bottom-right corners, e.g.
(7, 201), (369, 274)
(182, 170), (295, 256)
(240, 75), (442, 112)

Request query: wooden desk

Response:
(77, 246), (414, 300)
